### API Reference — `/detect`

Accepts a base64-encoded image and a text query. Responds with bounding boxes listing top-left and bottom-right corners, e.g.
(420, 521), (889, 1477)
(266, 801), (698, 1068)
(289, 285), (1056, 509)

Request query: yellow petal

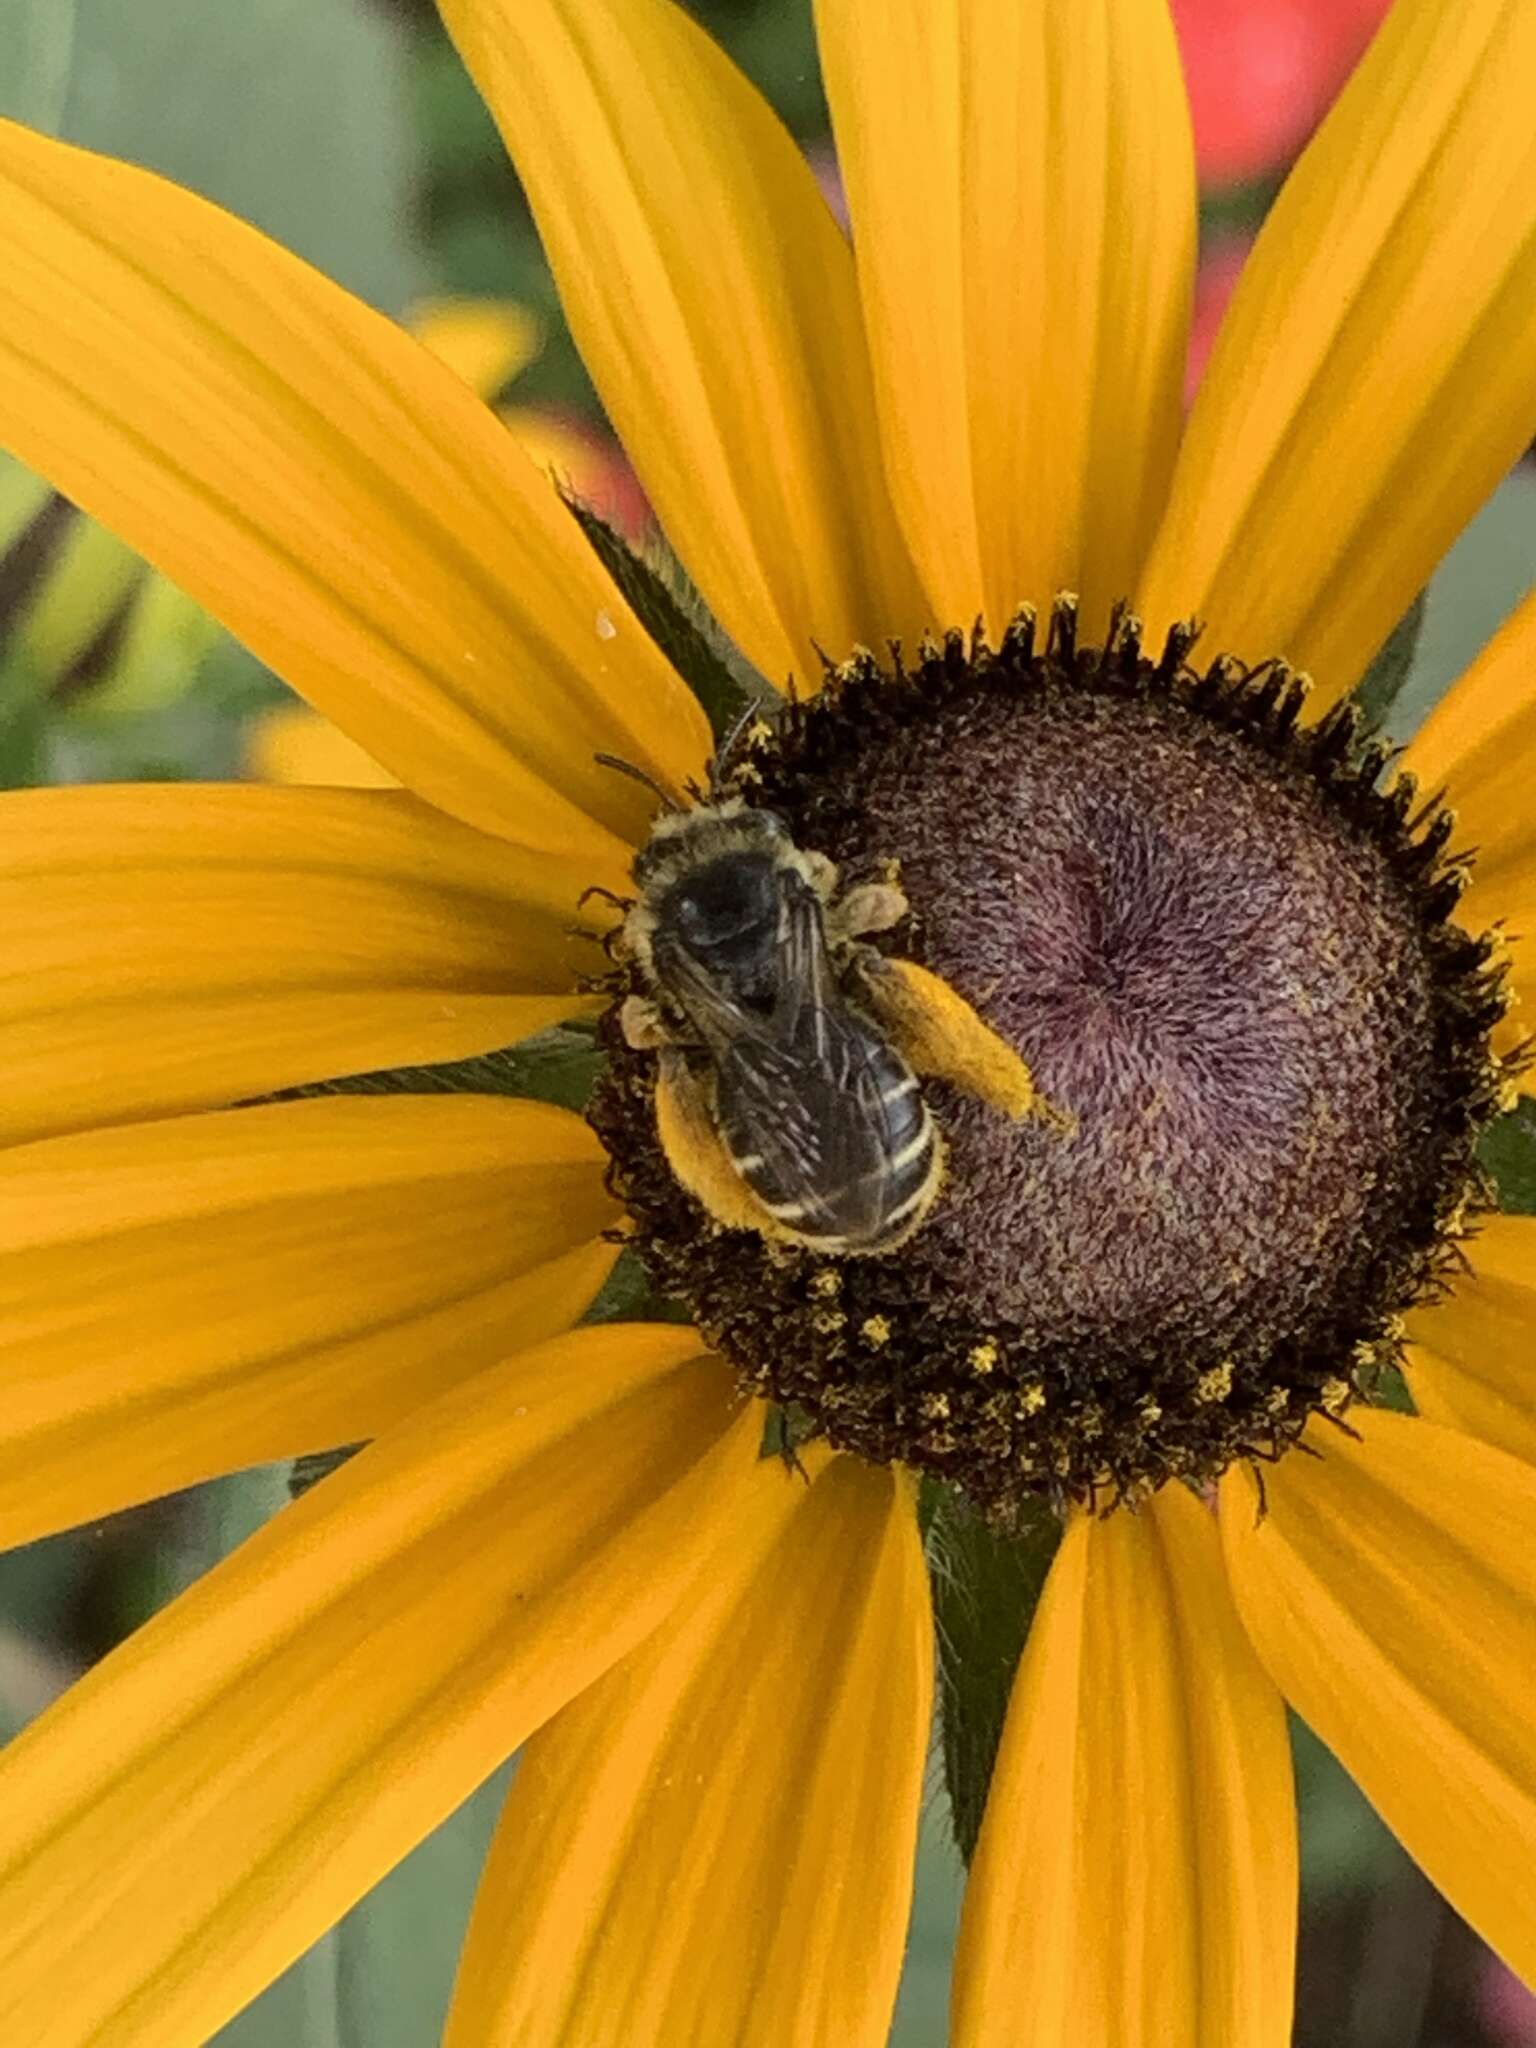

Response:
(1222, 1408), (1536, 1988)
(447, 1454), (929, 2047)
(1140, 0), (1536, 705)
(408, 295), (542, 397)
(1406, 1214), (1536, 1468)
(0, 118), (711, 855)
(1404, 590), (1536, 916)
(0, 1327), (759, 2048)
(815, 0), (1195, 644)
(953, 1486), (1295, 2048)
(245, 703), (397, 787)
(0, 1095), (619, 1550)
(438, 0), (924, 687)
(0, 782), (606, 1146)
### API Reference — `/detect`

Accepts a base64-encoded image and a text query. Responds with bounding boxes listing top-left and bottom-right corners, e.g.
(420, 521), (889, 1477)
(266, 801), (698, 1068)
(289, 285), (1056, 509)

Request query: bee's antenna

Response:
(709, 700), (761, 798)
(593, 752), (685, 812)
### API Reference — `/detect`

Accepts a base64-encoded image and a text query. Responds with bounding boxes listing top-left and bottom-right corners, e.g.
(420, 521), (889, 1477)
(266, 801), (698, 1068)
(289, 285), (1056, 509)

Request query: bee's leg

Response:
(849, 953), (1074, 1131)
(797, 847), (839, 901)
(654, 1051), (800, 1239)
(826, 880), (909, 947)
(619, 994), (675, 1051)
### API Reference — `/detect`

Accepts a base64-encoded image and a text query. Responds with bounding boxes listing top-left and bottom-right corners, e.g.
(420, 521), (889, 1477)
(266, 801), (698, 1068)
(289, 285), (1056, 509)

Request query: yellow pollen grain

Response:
(1320, 1376), (1353, 1416)
(1265, 1387), (1291, 1416)
(968, 1338), (1000, 1376)
(809, 1268), (842, 1299)
(1194, 1360), (1234, 1405)
(1016, 1382), (1047, 1416)
(1138, 1397), (1163, 1425)
(861, 1314), (892, 1347)
(812, 1309), (846, 1336)
(919, 1391), (951, 1421)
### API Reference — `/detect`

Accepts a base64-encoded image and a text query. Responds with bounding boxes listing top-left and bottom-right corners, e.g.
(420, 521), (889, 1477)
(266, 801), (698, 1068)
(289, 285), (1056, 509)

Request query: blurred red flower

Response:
(1172, 0), (1392, 187)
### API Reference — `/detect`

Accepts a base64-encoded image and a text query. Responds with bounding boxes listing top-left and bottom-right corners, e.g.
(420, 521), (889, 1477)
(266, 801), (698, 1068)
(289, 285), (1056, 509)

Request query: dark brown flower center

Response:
(591, 605), (1510, 1519)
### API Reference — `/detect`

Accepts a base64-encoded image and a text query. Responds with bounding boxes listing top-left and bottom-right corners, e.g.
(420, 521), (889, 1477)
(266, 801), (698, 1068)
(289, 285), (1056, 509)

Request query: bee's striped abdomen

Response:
(716, 1029), (941, 1255)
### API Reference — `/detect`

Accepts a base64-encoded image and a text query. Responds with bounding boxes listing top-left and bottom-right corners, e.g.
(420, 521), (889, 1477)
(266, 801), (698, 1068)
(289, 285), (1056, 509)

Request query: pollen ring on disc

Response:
(590, 601), (1514, 1522)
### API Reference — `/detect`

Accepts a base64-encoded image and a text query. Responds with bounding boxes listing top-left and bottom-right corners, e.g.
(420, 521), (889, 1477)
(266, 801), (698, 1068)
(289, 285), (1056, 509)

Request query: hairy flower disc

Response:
(593, 606), (1510, 1518)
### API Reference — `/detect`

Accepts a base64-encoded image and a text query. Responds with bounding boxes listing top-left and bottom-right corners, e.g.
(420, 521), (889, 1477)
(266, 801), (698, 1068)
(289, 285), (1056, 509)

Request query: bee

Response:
(615, 797), (1054, 1256)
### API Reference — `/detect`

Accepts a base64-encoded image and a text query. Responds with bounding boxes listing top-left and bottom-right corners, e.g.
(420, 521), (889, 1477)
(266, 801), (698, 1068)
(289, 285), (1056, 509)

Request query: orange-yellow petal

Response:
(1222, 1408), (1536, 1988)
(1406, 1214), (1536, 1468)
(953, 1486), (1295, 2048)
(815, 0), (1196, 645)
(0, 118), (711, 855)
(0, 1095), (619, 1550)
(1140, 0), (1536, 706)
(0, 783), (606, 1146)
(438, 0), (924, 688)
(0, 1327), (759, 2048)
(1404, 590), (1536, 940)
(447, 1454), (929, 2047)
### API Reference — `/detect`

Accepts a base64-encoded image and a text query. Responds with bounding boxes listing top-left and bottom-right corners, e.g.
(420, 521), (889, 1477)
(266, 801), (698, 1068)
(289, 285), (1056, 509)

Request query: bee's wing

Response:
(723, 887), (913, 1227)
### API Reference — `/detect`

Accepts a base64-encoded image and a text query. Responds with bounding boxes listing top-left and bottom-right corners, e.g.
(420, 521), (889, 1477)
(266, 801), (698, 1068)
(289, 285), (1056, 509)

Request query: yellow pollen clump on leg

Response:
(854, 954), (1061, 1125)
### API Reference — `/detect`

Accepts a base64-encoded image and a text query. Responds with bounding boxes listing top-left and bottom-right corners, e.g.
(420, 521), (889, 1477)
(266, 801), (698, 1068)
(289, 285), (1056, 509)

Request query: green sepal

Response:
(1481, 1094), (1536, 1215)
(563, 493), (766, 742)
(266, 1023), (602, 1115)
(582, 1246), (691, 1327)
(1351, 588), (1427, 731)
(925, 1481), (1061, 1864)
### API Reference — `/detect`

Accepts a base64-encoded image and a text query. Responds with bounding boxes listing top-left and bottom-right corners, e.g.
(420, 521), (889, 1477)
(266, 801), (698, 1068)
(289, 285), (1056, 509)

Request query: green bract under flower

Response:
(593, 603), (1514, 1519)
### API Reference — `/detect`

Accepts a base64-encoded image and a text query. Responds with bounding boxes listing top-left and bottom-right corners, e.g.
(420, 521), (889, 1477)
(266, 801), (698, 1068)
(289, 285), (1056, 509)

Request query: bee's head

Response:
(631, 799), (791, 889)
(625, 801), (799, 988)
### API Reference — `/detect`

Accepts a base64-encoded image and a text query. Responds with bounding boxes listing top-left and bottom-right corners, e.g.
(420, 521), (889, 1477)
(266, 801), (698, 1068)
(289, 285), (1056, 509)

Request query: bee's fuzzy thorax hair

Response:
(591, 600), (1517, 1521)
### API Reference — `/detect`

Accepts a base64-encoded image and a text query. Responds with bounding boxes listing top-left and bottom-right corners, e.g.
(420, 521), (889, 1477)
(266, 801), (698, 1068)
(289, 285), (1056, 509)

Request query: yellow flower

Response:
(0, 3), (1532, 2046)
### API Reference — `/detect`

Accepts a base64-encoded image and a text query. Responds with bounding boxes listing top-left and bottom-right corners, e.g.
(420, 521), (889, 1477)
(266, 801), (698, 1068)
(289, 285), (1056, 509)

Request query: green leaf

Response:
(926, 1485), (1060, 1864)
(563, 496), (768, 742)
(0, 0), (76, 133)
(271, 1025), (603, 1117)
(1352, 588), (1426, 730)
(59, 0), (423, 313)
(1482, 1095), (1536, 1216)
(1390, 466), (1536, 742)
(0, 691), (50, 789)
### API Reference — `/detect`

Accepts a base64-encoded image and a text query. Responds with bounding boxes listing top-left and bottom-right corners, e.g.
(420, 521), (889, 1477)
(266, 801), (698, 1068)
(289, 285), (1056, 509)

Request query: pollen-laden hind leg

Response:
(849, 953), (1073, 1132)
(653, 1050), (802, 1242)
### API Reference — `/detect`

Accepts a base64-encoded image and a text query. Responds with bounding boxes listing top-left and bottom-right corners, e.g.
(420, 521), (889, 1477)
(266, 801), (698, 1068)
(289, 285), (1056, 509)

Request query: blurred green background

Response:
(0, 2), (1532, 2043)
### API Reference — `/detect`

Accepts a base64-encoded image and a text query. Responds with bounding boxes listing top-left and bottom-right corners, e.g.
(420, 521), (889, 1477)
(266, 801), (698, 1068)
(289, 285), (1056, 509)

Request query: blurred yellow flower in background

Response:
(0, 1), (1529, 2045)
